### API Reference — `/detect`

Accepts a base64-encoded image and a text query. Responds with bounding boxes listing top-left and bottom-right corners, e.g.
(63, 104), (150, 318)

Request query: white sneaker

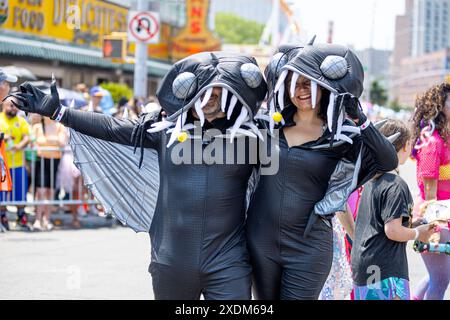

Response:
(33, 221), (43, 231)
(41, 218), (54, 232)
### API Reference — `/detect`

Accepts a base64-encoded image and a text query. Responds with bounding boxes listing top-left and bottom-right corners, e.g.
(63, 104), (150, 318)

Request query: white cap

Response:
(0, 69), (18, 83)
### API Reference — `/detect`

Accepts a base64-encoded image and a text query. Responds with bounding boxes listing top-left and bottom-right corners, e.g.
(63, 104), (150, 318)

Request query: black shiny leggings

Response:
(149, 263), (252, 300)
(248, 216), (333, 300)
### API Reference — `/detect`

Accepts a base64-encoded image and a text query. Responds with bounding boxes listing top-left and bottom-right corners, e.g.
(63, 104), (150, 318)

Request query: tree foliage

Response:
(215, 13), (264, 44)
(100, 82), (133, 104)
(369, 80), (388, 106)
(389, 98), (408, 112)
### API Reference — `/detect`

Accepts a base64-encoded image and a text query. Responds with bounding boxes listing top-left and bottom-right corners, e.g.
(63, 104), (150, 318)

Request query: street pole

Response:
(133, 0), (148, 99)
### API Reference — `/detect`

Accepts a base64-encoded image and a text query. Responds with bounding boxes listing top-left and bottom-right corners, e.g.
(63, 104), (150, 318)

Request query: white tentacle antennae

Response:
(181, 123), (196, 131)
(274, 70), (288, 93)
(243, 121), (264, 141)
(334, 134), (353, 144)
(327, 93), (335, 132)
(221, 88), (228, 113)
(147, 119), (175, 133)
(269, 98), (275, 134)
(227, 95), (238, 120)
(275, 70), (288, 111)
(254, 114), (271, 122)
(200, 87), (213, 108)
(278, 82), (285, 110)
(194, 98), (204, 126)
(336, 107), (345, 137)
(290, 72), (299, 98)
(230, 107), (249, 142)
(340, 125), (361, 134)
(167, 111), (187, 148)
(167, 123), (196, 134)
(311, 81), (318, 109)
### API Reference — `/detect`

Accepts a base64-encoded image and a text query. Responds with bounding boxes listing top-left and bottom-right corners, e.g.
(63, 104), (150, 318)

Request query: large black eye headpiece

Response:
(157, 51), (267, 121)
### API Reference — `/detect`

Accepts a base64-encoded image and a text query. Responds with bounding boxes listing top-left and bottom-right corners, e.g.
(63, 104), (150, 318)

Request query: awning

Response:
(0, 34), (171, 77)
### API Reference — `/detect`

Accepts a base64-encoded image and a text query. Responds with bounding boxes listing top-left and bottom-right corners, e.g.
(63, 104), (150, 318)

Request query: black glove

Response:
(10, 80), (62, 120)
(337, 93), (367, 124)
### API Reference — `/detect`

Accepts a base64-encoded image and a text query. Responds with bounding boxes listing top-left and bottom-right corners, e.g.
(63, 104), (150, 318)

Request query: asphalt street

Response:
(0, 159), (448, 300)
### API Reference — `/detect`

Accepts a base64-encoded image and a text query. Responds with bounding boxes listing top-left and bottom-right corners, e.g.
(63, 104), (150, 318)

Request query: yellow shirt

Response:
(0, 112), (30, 168)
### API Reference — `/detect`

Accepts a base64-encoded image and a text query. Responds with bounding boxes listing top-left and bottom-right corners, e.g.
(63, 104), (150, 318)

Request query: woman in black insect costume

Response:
(246, 42), (398, 300)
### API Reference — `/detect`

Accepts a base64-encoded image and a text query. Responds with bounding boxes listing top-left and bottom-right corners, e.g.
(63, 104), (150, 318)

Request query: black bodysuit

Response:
(246, 111), (398, 300)
(62, 109), (255, 300)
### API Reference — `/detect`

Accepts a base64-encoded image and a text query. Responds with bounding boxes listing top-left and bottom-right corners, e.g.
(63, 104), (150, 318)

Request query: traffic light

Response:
(102, 35), (126, 60)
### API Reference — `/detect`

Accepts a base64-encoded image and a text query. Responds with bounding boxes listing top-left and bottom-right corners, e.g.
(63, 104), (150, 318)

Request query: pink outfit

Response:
(347, 188), (361, 220)
(416, 130), (450, 201)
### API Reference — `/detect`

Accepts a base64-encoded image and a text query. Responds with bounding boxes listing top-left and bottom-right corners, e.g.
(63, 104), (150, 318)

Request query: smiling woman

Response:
(246, 41), (398, 300)
(285, 73), (327, 116)
(411, 82), (450, 300)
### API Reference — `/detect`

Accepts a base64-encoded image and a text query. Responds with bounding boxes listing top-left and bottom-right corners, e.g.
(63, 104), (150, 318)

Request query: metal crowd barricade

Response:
(0, 146), (99, 207)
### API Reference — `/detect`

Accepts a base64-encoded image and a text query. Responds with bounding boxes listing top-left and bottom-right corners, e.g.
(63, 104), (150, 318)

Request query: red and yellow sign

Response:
(1, 0), (221, 61)
(1, 0), (128, 47)
(171, 0), (221, 60)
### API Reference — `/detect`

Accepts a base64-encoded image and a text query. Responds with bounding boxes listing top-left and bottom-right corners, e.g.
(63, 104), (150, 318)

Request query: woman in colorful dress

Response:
(411, 82), (450, 300)
(319, 209), (354, 300)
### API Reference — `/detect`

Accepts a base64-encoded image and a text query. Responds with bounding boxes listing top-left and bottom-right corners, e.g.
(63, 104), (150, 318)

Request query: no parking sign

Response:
(127, 11), (160, 43)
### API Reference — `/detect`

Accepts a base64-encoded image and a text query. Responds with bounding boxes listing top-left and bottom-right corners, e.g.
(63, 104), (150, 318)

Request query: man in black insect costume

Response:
(9, 52), (267, 300)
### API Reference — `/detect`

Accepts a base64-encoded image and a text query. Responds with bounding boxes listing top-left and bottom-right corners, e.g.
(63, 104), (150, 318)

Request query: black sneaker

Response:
(1, 215), (9, 231)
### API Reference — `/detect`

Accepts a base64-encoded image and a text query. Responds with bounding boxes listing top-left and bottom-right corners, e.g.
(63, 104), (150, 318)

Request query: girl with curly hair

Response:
(411, 82), (450, 300)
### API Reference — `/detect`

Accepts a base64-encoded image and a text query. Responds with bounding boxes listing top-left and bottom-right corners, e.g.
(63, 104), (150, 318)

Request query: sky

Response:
(293, 0), (406, 51)
(115, 0), (406, 51)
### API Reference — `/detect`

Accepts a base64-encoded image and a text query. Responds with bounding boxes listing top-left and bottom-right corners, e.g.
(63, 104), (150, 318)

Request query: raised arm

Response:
(358, 123), (398, 172)
(60, 108), (144, 146)
(9, 81), (160, 149)
(341, 95), (398, 185)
